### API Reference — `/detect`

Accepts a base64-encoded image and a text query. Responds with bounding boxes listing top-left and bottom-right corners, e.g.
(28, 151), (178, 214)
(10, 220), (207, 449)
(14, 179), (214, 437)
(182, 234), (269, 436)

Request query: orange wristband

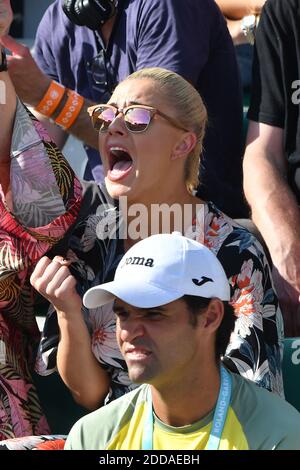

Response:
(35, 80), (66, 117)
(54, 90), (84, 129)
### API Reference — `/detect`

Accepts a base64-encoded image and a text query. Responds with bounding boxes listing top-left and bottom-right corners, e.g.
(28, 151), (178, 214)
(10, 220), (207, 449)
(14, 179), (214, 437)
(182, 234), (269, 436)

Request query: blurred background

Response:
(10, 0), (53, 38)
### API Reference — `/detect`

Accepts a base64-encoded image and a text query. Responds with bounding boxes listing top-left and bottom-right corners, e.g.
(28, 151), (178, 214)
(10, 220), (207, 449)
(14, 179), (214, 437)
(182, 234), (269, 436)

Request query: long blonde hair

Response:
(124, 67), (207, 193)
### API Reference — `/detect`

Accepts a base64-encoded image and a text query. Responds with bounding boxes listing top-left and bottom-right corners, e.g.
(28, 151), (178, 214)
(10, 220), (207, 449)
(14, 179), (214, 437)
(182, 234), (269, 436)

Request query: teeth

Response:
(128, 349), (150, 355)
(110, 147), (128, 156)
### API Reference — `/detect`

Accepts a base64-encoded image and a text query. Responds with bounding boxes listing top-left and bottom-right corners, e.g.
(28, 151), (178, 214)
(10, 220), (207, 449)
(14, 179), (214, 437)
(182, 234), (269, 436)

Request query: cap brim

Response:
(83, 278), (182, 309)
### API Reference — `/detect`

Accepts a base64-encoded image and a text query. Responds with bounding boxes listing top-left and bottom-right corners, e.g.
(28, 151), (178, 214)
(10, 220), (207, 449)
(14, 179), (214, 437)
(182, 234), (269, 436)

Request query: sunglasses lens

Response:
(125, 108), (151, 132)
(92, 107), (115, 131)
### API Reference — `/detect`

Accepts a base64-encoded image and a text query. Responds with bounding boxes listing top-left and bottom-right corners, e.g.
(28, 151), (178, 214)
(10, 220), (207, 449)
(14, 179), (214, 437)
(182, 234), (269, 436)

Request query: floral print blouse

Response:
(0, 102), (284, 439)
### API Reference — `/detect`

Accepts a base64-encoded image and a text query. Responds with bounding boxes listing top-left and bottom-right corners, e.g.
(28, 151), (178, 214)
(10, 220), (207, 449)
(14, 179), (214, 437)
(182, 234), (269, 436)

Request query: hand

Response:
(0, 35), (51, 105)
(30, 256), (83, 315)
(272, 266), (300, 337)
(0, 0), (13, 38)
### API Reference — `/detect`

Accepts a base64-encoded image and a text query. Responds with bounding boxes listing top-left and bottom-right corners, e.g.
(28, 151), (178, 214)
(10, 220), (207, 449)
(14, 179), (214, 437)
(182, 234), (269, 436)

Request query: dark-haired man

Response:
(65, 232), (300, 450)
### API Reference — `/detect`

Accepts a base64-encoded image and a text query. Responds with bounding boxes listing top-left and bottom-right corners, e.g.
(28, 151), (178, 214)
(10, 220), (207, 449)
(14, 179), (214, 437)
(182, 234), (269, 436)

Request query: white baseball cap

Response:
(83, 232), (230, 309)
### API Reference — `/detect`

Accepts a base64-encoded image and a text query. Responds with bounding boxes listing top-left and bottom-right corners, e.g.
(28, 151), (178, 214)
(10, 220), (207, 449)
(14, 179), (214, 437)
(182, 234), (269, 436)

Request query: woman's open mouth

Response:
(107, 147), (134, 182)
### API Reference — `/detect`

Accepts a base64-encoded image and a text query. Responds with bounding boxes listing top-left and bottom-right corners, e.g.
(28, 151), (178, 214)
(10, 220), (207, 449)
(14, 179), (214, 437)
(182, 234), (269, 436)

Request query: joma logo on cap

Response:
(192, 276), (213, 286)
(125, 257), (154, 267)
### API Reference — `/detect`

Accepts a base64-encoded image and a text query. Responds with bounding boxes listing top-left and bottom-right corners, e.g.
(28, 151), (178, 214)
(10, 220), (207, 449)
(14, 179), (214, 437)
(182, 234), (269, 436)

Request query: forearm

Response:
(2, 35), (98, 150)
(57, 309), (110, 410)
(30, 90), (98, 150)
(244, 148), (300, 262)
(216, 0), (264, 19)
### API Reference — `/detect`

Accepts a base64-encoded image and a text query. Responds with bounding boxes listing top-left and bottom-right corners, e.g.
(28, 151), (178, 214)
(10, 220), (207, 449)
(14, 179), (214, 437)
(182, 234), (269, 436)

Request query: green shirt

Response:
(65, 371), (300, 450)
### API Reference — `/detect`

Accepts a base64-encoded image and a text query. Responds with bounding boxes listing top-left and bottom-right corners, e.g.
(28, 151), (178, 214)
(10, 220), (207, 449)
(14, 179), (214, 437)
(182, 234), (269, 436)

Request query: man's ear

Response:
(202, 299), (224, 333)
(171, 132), (197, 160)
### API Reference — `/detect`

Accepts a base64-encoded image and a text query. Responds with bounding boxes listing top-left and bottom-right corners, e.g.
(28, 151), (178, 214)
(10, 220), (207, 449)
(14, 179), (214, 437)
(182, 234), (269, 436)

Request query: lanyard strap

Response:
(142, 388), (155, 450)
(142, 366), (232, 451)
(206, 367), (232, 450)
